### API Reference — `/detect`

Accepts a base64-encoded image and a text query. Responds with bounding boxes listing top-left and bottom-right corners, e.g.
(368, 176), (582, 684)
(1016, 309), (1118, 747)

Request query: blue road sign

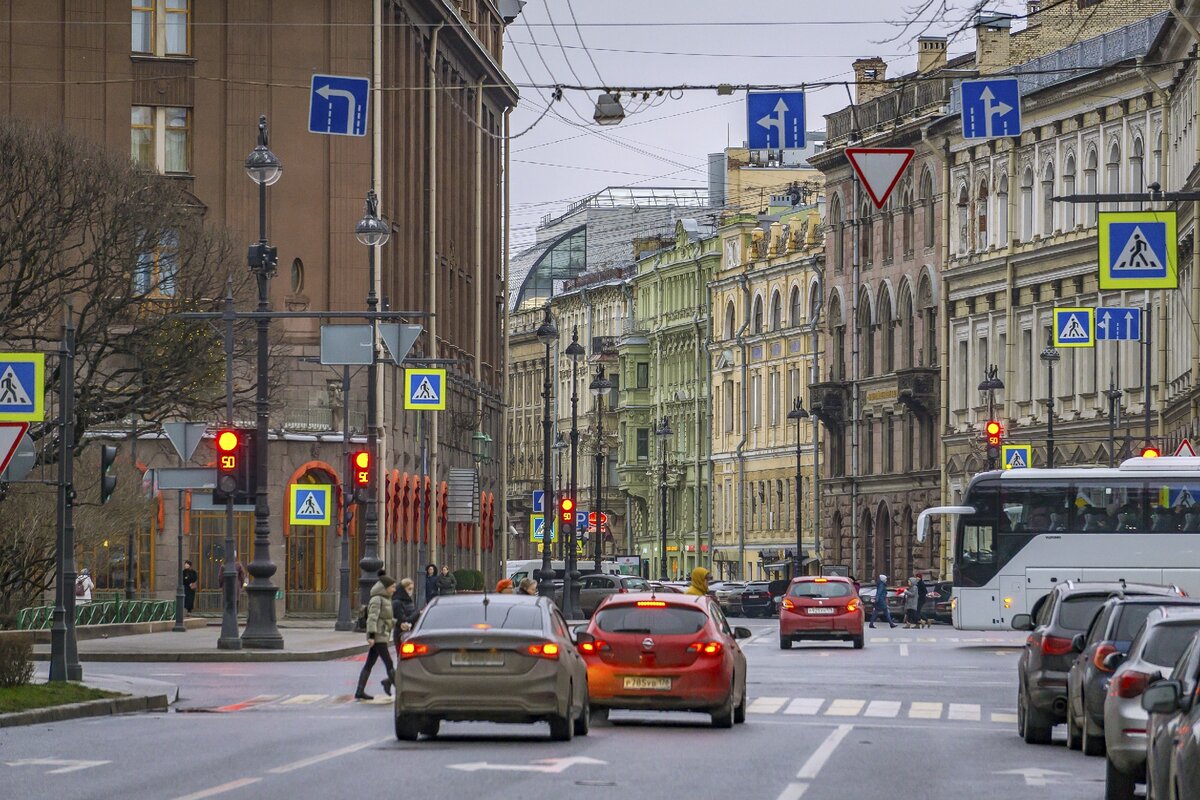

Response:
(1099, 212), (1176, 289)
(532, 490), (545, 514)
(961, 78), (1021, 139)
(289, 484), (331, 526)
(1002, 445), (1032, 470)
(0, 353), (44, 421)
(1095, 307), (1142, 341)
(308, 74), (370, 136)
(747, 92), (805, 149)
(1053, 307), (1094, 347)
(575, 510), (589, 529)
(404, 368), (446, 410)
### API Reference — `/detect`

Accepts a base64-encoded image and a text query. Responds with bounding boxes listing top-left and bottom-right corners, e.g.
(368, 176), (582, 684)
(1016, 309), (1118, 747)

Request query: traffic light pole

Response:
(50, 309), (81, 682)
(217, 282), (242, 650)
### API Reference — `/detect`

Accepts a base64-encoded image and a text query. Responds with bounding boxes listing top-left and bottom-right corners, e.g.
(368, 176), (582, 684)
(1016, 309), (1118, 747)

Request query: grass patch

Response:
(0, 682), (123, 713)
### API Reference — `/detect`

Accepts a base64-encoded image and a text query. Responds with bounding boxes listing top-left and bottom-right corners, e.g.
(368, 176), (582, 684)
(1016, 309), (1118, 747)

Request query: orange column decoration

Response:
(423, 476), (432, 544)
(389, 470), (401, 543)
(437, 481), (448, 547)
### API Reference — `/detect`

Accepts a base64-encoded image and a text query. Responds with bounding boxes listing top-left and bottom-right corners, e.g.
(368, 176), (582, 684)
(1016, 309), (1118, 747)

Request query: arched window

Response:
(917, 275), (936, 368)
(1020, 167), (1034, 242)
(879, 285), (895, 373)
(1131, 138), (1145, 194)
(724, 301), (735, 340)
(829, 293), (845, 381)
(882, 198), (895, 262)
(859, 200), (873, 265)
(956, 183), (970, 254)
(829, 194), (844, 271)
(1063, 156), (1077, 229)
(902, 186), (914, 255)
(752, 295), (764, 334)
(996, 174), (1008, 246)
(977, 179), (989, 249)
(1041, 161), (1055, 237)
(899, 282), (915, 369)
(1084, 148), (1098, 225)
(1106, 142), (1121, 211)
(790, 286), (803, 327)
(770, 291), (783, 331)
(921, 170), (935, 249)
(859, 287), (874, 377)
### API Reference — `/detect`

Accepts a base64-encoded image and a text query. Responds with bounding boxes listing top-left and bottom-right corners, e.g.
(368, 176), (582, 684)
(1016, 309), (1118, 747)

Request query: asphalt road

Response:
(0, 620), (1106, 799)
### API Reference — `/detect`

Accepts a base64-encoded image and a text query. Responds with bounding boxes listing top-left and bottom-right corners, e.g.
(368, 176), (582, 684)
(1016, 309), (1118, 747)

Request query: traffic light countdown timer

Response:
(351, 450), (372, 502)
(214, 429), (254, 503)
(985, 420), (1003, 463)
(558, 495), (576, 526)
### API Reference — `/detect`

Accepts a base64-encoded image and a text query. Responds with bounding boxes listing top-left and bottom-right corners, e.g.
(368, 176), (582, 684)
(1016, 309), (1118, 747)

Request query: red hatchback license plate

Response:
(623, 676), (671, 690)
(807, 607), (836, 615)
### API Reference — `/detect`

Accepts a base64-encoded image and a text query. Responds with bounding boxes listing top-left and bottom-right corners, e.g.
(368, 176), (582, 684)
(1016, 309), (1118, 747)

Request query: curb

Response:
(31, 643), (369, 663)
(0, 694), (169, 728)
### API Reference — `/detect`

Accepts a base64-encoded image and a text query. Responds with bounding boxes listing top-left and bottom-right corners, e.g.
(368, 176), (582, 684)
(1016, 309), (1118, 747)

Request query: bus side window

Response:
(962, 523), (994, 564)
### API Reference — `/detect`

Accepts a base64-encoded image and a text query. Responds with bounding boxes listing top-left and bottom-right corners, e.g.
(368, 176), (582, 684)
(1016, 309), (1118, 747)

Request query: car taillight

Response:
(636, 600), (666, 607)
(1111, 670), (1151, 699)
(1041, 635), (1074, 656)
(846, 599), (859, 613)
(1093, 643), (1119, 672)
(527, 642), (560, 660)
(575, 632), (610, 654)
(687, 641), (723, 656)
(618, 587), (627, 593)
(399, 641), (436, 659)
(782, 598), (796, 611)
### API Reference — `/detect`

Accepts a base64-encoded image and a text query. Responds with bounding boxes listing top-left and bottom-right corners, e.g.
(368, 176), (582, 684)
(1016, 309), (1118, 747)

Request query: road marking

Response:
(170, 778), (262, 800)
(908, 702), (943, 719)
(991, 712), (1018, 724)
(216, 694), (279, 712)
(267, 738), (388, 774)
(796, 723), (853, 779)
(448, 756), (606, 773)
(825, 699), (865, 716)
(5, 758), (111, 774)
(281, 694), (328, 705)
(863, 700), (901, 718)
(748, 696), (788, 714)
(899, 644), (909, 657)
(776, 782), (809, 800)
(949, 703), (981, 721)
(784, 698), (824, 715)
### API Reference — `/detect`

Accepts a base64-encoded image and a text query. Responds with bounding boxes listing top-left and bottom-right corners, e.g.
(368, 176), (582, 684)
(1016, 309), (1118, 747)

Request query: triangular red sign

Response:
(0, 422), (28, 475)
(846, 147), (915, 209)
(1174, 438), (1197, 457)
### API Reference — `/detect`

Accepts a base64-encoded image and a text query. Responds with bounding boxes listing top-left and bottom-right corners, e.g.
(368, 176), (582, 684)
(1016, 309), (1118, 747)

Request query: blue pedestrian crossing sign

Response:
(1095, 307), (1142, 341)
(529, 514), (557, 543)
(960, 77), (1021, 139)
(0, 353), (44, 422)
(404, 368), (446, 410)
(1053, 308), (1094, 347)
(1002, 445), (1032, 470)
(746, 92), (806, 149)
(1098, 211), (1178, 289)
(308, 74), (370, 136)
(289, 483), (332, 526)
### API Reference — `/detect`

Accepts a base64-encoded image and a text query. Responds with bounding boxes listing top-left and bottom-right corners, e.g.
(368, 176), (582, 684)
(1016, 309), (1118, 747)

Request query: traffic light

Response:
(985, 420), (1003, 463)
(214, 429), (254, 503)
(99, 444), (118, 505)
(1142, 446), (1161, 458)
(350, 450), (372, 502)
(558, 495), (575, 526)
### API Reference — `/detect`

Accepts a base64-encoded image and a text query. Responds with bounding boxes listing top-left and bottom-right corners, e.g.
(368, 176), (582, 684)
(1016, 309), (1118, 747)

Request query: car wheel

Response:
(1105, 756), (1136, 800)
(1019, 686), (1053, 745)
(852, 634), (864, 649)
(710, 684), (735, 729)
(779, 635), (792, 650)
(734, 680), (746, 725)
(549, 686), (575, 742)
(574, 691), (590, 737)
(1065, 706), (1082, 751)
(394, 712), (420, 741)
(420, 717), (440, 739)
(1082, 716), (1106, 756)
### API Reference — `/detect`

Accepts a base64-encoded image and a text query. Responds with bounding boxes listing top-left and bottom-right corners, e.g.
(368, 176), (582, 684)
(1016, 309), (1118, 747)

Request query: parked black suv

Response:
(740, 580), (789, 617)
(1012, 580), (1183, 744)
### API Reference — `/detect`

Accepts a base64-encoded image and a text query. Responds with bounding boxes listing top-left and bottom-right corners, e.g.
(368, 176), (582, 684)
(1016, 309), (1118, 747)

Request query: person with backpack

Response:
(355, 575), (396, 701)
(75, 568), (94, 605)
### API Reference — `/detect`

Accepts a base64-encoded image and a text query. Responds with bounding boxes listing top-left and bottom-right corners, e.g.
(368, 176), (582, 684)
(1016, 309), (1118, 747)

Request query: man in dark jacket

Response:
(916, 577), (929, 627)
(436, 565), (457, 595)
(423, 564), (439, 604)
(869, 574), (897, 629)
(392, 578), (419, 636)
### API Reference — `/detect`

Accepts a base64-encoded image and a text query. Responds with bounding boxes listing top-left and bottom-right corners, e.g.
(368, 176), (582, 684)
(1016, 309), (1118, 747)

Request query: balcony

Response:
(826, 78), (952, 143)
(591, 336), (619, 357)
(809, 380), (849, 431)
(896, 367), (939, 416)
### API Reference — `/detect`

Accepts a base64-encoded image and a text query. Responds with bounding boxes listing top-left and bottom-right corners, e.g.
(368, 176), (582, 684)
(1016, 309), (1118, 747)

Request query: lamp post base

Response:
(241, 584), (284, 649)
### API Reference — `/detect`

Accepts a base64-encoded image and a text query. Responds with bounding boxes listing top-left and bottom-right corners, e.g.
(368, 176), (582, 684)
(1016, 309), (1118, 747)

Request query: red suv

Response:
(779, 576), (864, 650)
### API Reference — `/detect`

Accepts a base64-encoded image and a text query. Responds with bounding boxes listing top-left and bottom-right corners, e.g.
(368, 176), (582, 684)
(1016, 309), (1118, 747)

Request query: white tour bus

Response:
(505, 559), (621, 584)
(918, 457), (1200, 630)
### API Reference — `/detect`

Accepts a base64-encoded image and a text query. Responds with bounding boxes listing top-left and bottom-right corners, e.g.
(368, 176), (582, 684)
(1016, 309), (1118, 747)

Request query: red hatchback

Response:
(576, 593), (751, 728)
(779, 576), (864, 650)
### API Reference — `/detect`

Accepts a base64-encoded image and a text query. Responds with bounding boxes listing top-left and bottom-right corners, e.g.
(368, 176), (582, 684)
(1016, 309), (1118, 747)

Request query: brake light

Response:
(1111, 670), (1151, 699)
(846, 599), (859, 613)
(687, 641), (723, 655)
(1041, 635), (1074, 656)
(399, 641), (435, 659)
(576, 633), (610, 654)
(782, 598), (796, 611)
(1093, 643), (1119, 672)
(527, 642), (560, 660)
(814, 578), (828, 583)
(636, 600), (666, 607)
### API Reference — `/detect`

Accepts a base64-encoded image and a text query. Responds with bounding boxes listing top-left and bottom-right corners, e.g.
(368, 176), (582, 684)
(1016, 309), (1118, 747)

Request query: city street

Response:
(1, 622), (1105, 799)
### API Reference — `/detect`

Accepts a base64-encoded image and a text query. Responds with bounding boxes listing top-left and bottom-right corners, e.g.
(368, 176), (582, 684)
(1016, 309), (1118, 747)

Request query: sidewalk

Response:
(0, 668), (176, 728)
(30, 623), (369, 663)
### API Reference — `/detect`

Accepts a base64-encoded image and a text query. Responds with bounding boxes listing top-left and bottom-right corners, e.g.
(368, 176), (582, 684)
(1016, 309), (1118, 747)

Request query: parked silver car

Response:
(714, 582), (745, 616)
(1143, 629), (1200, 800)
(1102, 607), (1200, 799)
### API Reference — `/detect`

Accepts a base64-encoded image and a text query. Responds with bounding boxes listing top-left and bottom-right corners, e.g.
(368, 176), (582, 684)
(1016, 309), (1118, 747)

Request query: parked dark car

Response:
(715, 582), (745, 616)
(1143, 628), (1200, 800)
(1012, 580), (1184, 745)
(859, 583), (907, 621)
(924, 581), (953, 624)
(1066, 595), (1200, 755)
(740, 580), (789, 617)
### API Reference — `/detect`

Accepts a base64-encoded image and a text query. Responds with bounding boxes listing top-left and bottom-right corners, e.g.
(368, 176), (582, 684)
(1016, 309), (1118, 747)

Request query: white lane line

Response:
(948, 703), (981, 721)
(170, 778), (262, 800)
(749, 696), (788, 714)
(863, 700), (901, 718)
(784, 697), (825, 715)
(280, 694), (328, 705)
(899, 644), (909, 657)
(796, 723), (854, 779)
(908, 702), (943, 719)
(267, 738), (389, 774)
(776, 782), (809, 800)
(991, 712), (1018, 724)
(825, 699), (865, 717)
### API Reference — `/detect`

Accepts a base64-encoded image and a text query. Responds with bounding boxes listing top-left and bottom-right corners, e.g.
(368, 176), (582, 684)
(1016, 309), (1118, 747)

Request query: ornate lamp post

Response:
(1105, 373), (1123, 468)
(787, 398), (809, 579)
(553, 432), (567, 559)
(564, 328), (586, 618)
(589, 366), (613, 573)
(535, 309), (558, 597)
(655, 416), (673, 581)
(978, 365), (1005, 470)
(1040, 337), (1060, 468)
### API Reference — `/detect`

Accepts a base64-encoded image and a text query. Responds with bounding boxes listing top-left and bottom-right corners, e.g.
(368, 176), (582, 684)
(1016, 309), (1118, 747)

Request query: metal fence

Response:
(16, 594), (175, 630)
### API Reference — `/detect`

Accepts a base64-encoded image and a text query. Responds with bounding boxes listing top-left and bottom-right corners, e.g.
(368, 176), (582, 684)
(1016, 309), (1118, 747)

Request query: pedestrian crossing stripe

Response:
(1002, 444), (1031, 469)
(1098, 211), (1178, 289)
(403, 368), (446, 410)
(745, 697), (1007, 723)
(1052, 307), (1094, 347)
(0, 353), (44, 422)
(289, 483), (332, 526)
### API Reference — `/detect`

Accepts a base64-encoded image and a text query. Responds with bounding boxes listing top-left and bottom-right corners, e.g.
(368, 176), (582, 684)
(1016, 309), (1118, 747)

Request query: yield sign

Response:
(846, 147), (915, 209)
(1175, 438), (1198, 457)
(0, 422), (28, 474)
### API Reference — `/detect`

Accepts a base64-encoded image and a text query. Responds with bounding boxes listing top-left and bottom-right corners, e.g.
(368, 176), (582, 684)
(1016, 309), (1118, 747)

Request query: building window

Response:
(790, 286), (802, 328)
(1131, 139), (1145, 195)
(883, 414), (894, 473)
(882, 200), (894, 262)
(636, 362), (649, 389)
(770, 291), (782, 331)
(902, 187), (914, 255)
(1106, 142), (1121, 211)
(135, 230), (179, 297)
(859, 200), (873, 265)
(1063, 156), (1077, 229)
(131, 105), (191, 174)
(752, 295), (764, 334)
(977, 180), (988, 249)
(132, 0), (190, 56)
(1084, 148), (1098, 226)
(1020, 168), (1034, 242)
(1041, 161), (1055, 236)
(996, 175), (1008, 246)
(751, 373), (762, 427)
(956, 184), (969, 254)
(724, 301), (735, 340)
(723, 381), (734, 433)
(769, 371), (780, 426)
(921, 171), (935, 249)
(636, 428), (649, 461)
(829, 195), (843, 271)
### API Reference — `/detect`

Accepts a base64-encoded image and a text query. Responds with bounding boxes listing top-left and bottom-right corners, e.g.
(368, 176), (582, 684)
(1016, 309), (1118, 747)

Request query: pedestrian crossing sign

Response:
(403, 368), (446, 410)
(1098, 211), (1178, 289)
(1052, 307), (1094, 348)
(529, 514), (557, 542)
(0, 353), (44, 422)
(1002, 445), (1032, 470)
(289, 483), (332, 525)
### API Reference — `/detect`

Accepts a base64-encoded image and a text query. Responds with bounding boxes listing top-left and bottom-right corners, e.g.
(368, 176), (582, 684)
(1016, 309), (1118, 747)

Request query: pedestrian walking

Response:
(436, 565), (457, 595)
(182, 560), (198, 613)
(392, 577), (420, 658)
(75, 568), (94, 605)
(685, 567), (710, 596)
(517, 577), (538, 596)
(423, 564), (439, 602)
(902, 577), (919, 628)
(495, 579), (514, 594)
(868, 574), (896, 629)
(355, 575), (396, 701)
(916, 576), (930, 628)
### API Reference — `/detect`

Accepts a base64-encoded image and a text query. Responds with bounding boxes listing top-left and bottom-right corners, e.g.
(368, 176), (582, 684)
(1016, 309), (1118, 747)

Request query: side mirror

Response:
(1011, 614), (1033, 631)
(1103, 651), (1127, 671)
(1071, 633), (1087, 653)
(734, 626), (753, 640)
(1141, 680), (1182, 714)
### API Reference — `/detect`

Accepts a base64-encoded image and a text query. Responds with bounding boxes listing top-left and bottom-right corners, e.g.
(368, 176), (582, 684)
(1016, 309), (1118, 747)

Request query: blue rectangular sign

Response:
(747, 92), (805, 149)
(961, 77), (1021, 139)
(532, 490), (545, 514)
(1095, 307), (1142, 341)
(308, 74), (370, 136)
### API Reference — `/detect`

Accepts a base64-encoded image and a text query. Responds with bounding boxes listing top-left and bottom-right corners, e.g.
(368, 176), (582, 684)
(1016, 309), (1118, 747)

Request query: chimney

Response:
(974, 13), (1013, 75)
(852, 57), (888, 104)
(1026, 0), (1041, 23)
(916, 36), (948, 74)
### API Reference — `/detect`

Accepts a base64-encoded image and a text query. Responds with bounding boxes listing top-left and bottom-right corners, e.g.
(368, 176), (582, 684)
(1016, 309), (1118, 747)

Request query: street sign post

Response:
(1002, 445), (1032, 469)
(0, 422), (28, 475)
(1095, 306), (1142, 341)
(960, 77), (1021, 139)
(0, 353), (44, 422)
(746, 92), (806, 150)
(308, 74), (370, 136)
(404, 368), (446, 410)
(289, 484), (332, 526)
(845, 147), (915, 209)
(1053, 307), (1095, 347)
(1098, 211), (1178, 289)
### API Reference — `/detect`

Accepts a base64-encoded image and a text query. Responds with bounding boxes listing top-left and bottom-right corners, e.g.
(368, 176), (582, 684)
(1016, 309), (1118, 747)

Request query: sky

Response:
(502, 0), (1029, 252)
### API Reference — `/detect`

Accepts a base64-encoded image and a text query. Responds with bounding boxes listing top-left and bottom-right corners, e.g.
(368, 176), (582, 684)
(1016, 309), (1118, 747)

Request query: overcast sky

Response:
(503, 0), (1028, 251)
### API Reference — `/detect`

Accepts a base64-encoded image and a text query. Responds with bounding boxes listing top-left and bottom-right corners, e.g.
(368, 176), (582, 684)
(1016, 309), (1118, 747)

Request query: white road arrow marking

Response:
(6, 758), (112, 774)
(756, 98), (789, 146)
(993, 767), (1072, 786)
(978, 86), (1013, 137)
(316, 84), (358, 134)
(448, 756), (607, 773)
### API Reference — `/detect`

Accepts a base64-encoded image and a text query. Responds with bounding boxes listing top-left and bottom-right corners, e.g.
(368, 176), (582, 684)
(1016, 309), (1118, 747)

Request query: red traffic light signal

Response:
(985, 420), (1003, 446)
(558, 496), (575, 525)
(351, 450), (372, 486)
(214, 429), (248, 501)
(1142, 446), (1161, 458)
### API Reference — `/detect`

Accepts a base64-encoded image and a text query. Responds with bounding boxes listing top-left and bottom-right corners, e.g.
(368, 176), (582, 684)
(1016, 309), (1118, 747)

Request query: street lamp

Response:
(536, 308), (558, 598)
(472, 430), (490, 464)
(553, 432), (567, 559)
(354, 188), (390, 616)
(1040, 336), (1060, 469)
(978, 364), (1005, 470)
(564, 327), (586, 618)
(589, 366), (613, 573)
(787, 398), (809, 579)
(655, 415), (673, 580)
(1105, 372), (1123, 468)
(241, 115), (283, 649)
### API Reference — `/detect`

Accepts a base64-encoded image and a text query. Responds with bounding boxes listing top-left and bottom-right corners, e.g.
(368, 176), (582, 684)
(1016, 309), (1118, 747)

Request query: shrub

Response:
(0, 639), (34, 688)
(452, 569), (485, 591)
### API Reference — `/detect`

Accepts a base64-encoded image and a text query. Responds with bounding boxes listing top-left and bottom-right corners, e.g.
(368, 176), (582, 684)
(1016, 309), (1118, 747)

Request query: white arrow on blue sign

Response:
(1095, 307), (1142, 341)
(308, 74), (370, 136)
(746, 92), (805, 149)
(532, 490), (544, 514)
(961, 77), (1021, 139)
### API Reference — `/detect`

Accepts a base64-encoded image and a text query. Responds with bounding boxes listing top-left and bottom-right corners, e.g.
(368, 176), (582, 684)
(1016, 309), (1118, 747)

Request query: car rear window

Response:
(1058, 596), (1109, 631)
(420, 603), (544, 632)
(621, 577), (650, 591)
(789, 581), (852, 598)
(745, 583), (771, 591)
(1115, 605), (1159, 641)
(1143, 621), (1200, 667)
(594, 604), (708, 635)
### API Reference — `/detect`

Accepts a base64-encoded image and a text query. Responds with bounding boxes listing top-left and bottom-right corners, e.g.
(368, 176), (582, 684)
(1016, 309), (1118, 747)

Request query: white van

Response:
(505, 559), (620, 584)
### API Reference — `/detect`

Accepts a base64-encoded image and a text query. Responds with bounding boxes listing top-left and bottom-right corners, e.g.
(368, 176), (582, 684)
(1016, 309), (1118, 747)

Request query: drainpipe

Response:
(501, 108), (511, 569)
(372, 0), (387, 573)
(850, 183), (860, 578)
(735, 270), (751, 579)
(427, 23), (443, 568)
(808, 264), (825, 568)
(940, 137), (952, 574)
(692, 243), (708, 567)
(474, 77), (484, 573)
